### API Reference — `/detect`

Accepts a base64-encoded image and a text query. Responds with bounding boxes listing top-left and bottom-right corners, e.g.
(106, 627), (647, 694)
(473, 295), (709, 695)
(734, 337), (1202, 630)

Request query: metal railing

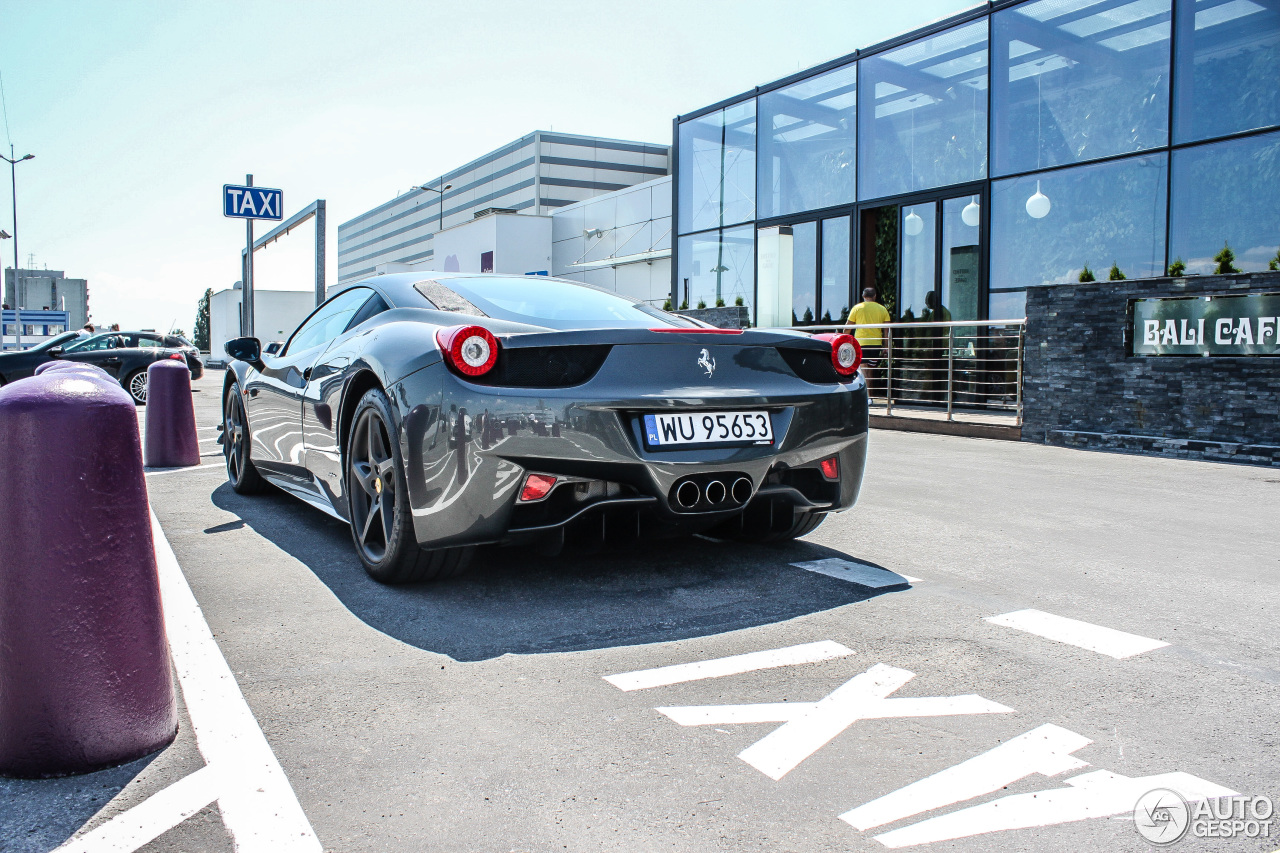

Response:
(774, 319), (1027, 426)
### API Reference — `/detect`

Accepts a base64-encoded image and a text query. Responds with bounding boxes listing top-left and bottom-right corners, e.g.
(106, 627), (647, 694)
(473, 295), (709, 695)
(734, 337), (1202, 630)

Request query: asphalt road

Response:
(4, 370), (1278, 852)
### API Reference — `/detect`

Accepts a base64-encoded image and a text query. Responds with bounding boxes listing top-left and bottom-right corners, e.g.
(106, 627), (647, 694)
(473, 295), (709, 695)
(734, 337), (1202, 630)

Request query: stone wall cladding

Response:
(1023, 271), (1280, 467)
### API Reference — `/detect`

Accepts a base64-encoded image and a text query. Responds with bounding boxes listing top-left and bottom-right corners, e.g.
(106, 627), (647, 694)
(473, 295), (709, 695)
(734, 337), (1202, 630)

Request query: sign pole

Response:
(244, 174), (255, 339)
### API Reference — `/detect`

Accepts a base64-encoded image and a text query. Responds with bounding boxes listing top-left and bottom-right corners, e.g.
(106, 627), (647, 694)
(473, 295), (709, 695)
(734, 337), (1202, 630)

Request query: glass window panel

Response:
(676, 226), (755, 312)
(758, 63), (858, 218)
(990, 153), (1168, 287)
(756, 222), (818, 326)
(791, 222), (819, 325)
(821, 216), (852, 323)
(859, 21), (988, 200)
(677, 101), (757, 234)
(1169, 130), (1280, 273)
(900, 203), (938, 321)
(992, 0), (1171, 176)
(942, 196), (983, 323)
(1173, 0), (1280, 143)
(988, 289), (1028, 320)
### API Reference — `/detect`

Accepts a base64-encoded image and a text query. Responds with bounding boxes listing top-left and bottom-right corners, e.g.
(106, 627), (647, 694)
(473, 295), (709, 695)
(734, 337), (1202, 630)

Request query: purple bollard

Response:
(35, 360), (111, 379)
(143, 359), (200, 468)
(0, 372), (177, 777)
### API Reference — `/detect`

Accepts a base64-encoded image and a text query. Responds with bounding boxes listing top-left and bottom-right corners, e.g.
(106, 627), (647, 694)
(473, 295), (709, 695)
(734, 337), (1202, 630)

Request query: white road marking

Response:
(873, 769), (1238, 848)
(660, 696), (1013, 727)
(54, 764), (223, 853)
(604, 640), (853, 692)
(985, 609), (1169, 659)
(143, 462), (225, 477)
(737, 664), (1012, 781)
(840, 724), (1093, 832)
(791, 558), (921, 587)
(149, 509), (321, 851)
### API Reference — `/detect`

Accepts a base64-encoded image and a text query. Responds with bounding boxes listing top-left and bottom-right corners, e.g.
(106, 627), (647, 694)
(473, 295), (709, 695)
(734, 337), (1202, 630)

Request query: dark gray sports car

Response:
(222, 272), (868, 583)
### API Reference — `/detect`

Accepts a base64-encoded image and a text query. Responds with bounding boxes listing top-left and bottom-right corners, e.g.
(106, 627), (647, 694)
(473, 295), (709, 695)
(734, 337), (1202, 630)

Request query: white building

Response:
(209, 285), (316, 359)
(340, 175), (674, 309)
(4, 268), (89, 328)
(550, 176), (671, 306)
(337, 131), (669, 287)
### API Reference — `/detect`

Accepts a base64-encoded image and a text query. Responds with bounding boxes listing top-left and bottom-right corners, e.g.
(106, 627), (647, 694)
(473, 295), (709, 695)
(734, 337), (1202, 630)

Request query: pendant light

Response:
(902, 98), (924, 236)
(961, 196), (981, 227)
(1025, 181), (1051, 219)
(1025, 63), (1051, 219)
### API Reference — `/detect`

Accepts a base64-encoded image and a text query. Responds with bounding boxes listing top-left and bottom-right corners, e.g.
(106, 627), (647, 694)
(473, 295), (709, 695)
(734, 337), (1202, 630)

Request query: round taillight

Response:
(436, 325), (499, 377)
(812, 333), (862, 377)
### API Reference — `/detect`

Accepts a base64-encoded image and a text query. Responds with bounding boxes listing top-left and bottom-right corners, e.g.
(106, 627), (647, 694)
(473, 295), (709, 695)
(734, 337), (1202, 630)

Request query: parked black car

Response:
(0, 330), (203, 404)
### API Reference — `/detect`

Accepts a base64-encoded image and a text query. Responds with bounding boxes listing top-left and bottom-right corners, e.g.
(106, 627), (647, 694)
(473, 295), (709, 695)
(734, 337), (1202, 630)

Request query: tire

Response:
(345, 387), (473, 584)
(223, 381), (270, 494)
(125, 368), (149, 405)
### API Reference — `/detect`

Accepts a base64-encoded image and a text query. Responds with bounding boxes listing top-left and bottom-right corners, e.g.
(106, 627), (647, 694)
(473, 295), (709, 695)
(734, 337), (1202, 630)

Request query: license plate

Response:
(642, 411), (774, 448)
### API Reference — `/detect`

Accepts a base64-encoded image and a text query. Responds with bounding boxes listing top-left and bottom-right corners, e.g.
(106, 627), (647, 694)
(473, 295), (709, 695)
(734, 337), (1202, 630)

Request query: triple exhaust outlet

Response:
(672, 474), (753, 512)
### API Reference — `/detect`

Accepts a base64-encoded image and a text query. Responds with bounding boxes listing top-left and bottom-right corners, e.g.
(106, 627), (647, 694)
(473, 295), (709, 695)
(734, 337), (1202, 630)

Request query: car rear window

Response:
(413, 276), (698, 331)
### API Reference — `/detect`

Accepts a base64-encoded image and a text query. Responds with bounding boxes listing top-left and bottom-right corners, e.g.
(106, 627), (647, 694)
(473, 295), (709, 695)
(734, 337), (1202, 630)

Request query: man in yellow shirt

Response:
(846, 287), (890, 392)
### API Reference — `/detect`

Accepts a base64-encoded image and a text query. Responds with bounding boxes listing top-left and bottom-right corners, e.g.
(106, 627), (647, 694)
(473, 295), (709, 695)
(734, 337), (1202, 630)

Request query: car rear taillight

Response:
(169, 353), (185, 361)
(519, 473), (557, 502)
(820, 456), (840, 481)
(812, 333), (861, 376)
(436, 325), (499, 377)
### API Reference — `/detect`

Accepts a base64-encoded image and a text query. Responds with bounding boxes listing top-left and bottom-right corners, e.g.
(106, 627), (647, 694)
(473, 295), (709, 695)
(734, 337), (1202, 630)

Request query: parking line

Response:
(54, 764), (223, 853)
(149, 509), (321, 851)
(604, 641), (854, 692)
(791, 558), (921, 587)
(985, 609), (1169, 659)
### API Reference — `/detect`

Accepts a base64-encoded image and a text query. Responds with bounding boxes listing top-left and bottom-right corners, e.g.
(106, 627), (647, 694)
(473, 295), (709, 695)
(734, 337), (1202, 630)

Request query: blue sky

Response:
(1, 0), (975, 334)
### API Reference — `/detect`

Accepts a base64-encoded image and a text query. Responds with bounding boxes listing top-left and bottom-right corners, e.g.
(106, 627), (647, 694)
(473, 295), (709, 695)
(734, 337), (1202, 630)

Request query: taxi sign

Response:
(223, 184), (283, 220)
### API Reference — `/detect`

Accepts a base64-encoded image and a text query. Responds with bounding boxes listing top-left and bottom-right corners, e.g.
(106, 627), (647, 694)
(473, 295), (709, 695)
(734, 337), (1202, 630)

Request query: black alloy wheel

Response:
(224, 382), (269, 494)
(345, 388), (472, 584)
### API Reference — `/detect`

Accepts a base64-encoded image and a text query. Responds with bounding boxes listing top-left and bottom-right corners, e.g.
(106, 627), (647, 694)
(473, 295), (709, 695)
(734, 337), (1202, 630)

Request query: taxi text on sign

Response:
(222, 185), (284, 221)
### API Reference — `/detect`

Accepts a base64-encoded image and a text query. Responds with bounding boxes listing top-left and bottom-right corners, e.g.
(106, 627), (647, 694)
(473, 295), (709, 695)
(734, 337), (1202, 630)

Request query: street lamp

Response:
(412, 182), (452, 233)
(1, 148), (35, 350)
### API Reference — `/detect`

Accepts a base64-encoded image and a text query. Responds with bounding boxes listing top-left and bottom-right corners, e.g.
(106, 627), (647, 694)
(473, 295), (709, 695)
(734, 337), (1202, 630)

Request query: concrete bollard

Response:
(143, 359), (200, 468)
(0, 372), (177, 777)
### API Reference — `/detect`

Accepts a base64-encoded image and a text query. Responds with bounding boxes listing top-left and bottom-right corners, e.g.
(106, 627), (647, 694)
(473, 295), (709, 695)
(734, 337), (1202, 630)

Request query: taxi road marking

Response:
(604, 640), (854, 692)
(985, 609), (1170, 659)
(735, 664), (1013, 781)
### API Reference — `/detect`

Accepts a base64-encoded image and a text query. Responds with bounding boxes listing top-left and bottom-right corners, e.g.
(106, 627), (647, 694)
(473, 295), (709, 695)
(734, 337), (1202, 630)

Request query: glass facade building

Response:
(673, 0), (1280, 325)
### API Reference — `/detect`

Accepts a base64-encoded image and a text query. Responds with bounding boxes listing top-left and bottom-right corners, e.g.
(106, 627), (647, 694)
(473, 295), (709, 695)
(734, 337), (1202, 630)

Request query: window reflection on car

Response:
(64, 333), (121, 353)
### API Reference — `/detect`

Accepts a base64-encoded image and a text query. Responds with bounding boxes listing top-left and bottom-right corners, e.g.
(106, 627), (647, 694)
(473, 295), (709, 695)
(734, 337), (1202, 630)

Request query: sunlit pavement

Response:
(4, 370), (1277, 852)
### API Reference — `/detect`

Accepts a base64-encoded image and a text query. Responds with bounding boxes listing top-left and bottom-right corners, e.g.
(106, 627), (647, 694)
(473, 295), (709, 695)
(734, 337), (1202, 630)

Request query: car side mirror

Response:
(265, 341), (283, 355)
(224, 336), (262, 364)
(48, 346), (64, 356)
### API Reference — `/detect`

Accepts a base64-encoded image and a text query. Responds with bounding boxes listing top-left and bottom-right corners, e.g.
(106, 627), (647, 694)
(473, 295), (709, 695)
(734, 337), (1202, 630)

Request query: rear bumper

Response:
(392, 364), (870, 549)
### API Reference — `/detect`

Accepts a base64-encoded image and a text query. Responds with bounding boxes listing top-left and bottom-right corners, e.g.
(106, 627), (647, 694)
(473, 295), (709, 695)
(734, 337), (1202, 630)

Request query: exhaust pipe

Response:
(675, 480), (701, 509)
(731, 477), (752, 504)
(704, 479), (727, 505)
